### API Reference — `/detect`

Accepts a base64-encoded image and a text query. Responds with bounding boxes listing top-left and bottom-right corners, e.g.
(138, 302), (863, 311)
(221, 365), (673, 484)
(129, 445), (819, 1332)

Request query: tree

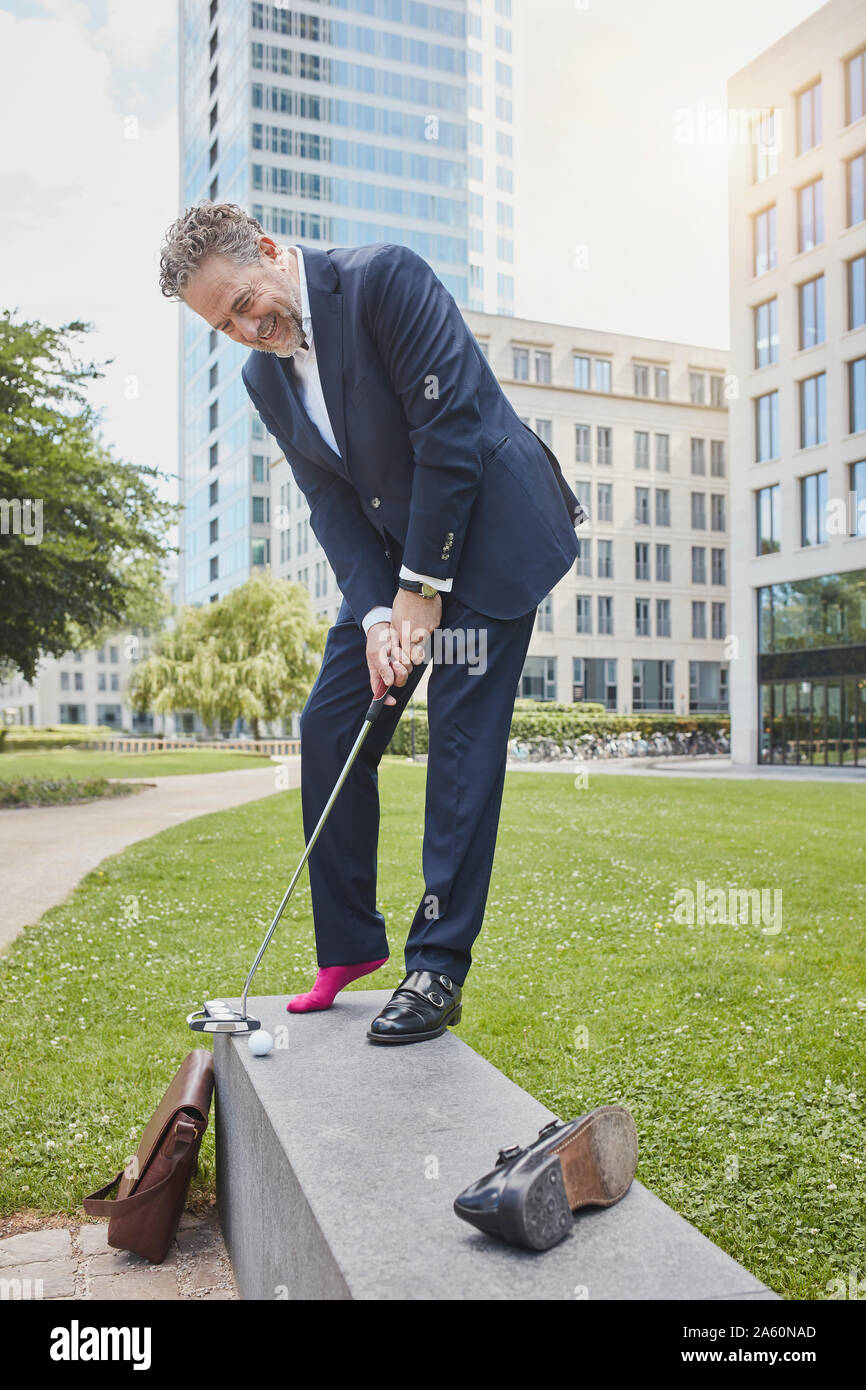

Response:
(0, 312), (175, 682)
(129, 572), (328, 737)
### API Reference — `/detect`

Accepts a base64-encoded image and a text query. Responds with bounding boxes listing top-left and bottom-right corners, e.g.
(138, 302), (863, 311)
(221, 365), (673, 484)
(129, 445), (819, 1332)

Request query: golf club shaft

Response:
(239, 677), (390, 1016)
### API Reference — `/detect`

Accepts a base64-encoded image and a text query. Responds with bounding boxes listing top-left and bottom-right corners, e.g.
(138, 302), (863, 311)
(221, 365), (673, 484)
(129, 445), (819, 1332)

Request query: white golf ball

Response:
(248, 1029), (274, 1057)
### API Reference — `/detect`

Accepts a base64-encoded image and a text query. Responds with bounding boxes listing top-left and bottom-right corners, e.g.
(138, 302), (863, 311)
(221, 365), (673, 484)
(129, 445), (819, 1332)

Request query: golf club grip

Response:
(365, 676), (389, 723)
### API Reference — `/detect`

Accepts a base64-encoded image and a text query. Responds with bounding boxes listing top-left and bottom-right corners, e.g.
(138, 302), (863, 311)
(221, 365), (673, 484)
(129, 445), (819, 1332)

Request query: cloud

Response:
(0, 7), (179, 499)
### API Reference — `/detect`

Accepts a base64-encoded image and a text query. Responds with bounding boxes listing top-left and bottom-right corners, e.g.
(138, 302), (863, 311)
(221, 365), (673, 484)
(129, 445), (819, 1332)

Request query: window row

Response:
(538, 595), (727, 640)
(753, 149), (865, 276)
(522, 656), (728, 712)
(757, 459), (866, 553)
(752, 60), (866, 185)
(754, 357), (866, 460)
(573, 425), (725, 476)
(574, 540), (727, 585)
(753, 254), (865, 366)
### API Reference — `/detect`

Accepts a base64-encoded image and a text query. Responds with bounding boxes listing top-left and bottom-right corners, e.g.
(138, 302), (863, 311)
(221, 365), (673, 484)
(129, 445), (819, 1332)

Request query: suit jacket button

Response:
(371, 496), (381, 508)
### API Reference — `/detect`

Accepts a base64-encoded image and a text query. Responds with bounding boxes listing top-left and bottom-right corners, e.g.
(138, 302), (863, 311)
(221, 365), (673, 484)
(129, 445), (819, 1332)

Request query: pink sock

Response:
(287, 957), (389, 1013)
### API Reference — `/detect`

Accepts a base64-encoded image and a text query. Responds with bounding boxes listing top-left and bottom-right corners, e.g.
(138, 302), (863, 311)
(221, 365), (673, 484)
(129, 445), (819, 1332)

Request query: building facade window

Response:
(756, 390), (780, 461)
(655, 433), (670, 471)
(634, 364), (649, 397)
(851, 459), (866, 537)
(847, 49), (865, 125)
(634, 431), (650, 469)
(633, 660), (674, 711)
(800, 470), (828, 546)
(847, 151), (865, 227)
(520, 656), (557, 702)
(655, 488), (670, 526)
(598, 596), (614, 635)
(757, 484), (781, 555)
(849, 357), (866, 434)
(711, 547), (727, 585)
(689, 371), (705, 404)
(799, 275), (825, 349)
(799, 372), (827, 448)
(692, 546), (706, 584)
(798, 80), (822, 154)
(596, 482), (612, 521)
(576, 595), (592, 634)
(711, 440), (726, 477)
(690, 438), (706, 475)
(635, 598), (651, 636)
(575, 423), (591, 463)
(654, 366), (669, 399)
(635, 486), (650, 524)
(656, 543), (671, 581)
(597, 538), (613, 577)
(692, 601), (707, 639)
(656, 598), (671, 637)
(635, 541), (650, 580)
(755, 298), (779, 367)
(849, 255), (866, 331)
(513, 347), (529, 380)
(535, 350), (551, 384)
(754, 206), (777, 275)
(690, 661), (728, 712)
(691, 492), (706, 529)
(573, 354), (590, 389)
(595, 359), (611, 392)
(798, 178), (824, 252)
(597, 426), (612, 465)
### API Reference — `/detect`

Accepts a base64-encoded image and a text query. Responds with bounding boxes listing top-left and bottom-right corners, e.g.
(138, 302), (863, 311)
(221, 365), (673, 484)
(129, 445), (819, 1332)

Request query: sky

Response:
(0, 0), (828, 499)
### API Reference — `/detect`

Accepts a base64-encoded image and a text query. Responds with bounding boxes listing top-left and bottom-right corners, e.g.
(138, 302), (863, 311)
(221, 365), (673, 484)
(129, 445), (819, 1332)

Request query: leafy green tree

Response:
(0, 312), (175, 682)
(130, 572), (327, 737)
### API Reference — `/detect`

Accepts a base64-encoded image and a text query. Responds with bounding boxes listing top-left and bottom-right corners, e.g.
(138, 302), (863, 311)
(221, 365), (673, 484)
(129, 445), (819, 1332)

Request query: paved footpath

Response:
(0, 1209), (237, 1300)
(0, 761), (302, 953)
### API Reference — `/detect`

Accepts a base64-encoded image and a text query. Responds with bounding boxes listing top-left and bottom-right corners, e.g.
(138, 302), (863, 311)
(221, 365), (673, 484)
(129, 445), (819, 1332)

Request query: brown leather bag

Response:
(83, 1050), (214, 1264)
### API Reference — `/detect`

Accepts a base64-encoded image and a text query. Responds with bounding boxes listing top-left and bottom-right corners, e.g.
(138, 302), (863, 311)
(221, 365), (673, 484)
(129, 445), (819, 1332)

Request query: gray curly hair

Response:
(158, 202), (266, 300)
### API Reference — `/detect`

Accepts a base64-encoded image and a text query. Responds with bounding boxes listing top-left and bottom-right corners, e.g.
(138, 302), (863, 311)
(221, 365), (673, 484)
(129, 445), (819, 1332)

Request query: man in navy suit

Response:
(160, 203), (585, 1045)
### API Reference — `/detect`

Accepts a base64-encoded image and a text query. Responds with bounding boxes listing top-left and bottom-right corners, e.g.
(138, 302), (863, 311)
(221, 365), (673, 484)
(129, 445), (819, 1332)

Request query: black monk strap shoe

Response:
(366, 969), (462, 1045)
(453, 1106), (638, 1251)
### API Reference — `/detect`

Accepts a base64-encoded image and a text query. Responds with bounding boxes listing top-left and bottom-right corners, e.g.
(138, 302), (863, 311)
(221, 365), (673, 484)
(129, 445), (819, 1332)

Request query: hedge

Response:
(0, 725), (118, 753)
(385, 701), (730, 756)
(0, 777), (145, 809)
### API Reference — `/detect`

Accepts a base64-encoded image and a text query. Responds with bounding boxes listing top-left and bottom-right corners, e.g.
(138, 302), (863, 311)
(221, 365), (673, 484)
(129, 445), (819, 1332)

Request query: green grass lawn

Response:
(0, 749), (274, 781)
(0, 764), (863, 1298)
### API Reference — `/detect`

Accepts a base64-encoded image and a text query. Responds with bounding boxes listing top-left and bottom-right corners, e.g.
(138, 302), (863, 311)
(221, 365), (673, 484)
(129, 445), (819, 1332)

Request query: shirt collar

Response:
(276, 244), (311, 357)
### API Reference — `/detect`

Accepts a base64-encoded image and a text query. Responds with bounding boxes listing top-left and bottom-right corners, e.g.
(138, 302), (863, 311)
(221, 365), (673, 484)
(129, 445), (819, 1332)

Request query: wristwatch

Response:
(398, 577), (439, 599)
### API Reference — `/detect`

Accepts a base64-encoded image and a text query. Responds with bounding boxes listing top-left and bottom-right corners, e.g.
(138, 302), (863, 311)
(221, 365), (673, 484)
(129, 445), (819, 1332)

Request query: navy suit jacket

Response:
(241, 241), (586, 627)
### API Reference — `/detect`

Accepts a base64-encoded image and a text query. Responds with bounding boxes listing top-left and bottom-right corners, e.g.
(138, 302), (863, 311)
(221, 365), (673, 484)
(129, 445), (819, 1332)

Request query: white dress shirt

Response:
(278, 244), (451, 634)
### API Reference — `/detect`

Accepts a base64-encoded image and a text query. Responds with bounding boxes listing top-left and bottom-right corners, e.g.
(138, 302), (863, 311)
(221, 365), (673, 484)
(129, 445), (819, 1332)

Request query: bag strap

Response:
(82, 1119), (199, 1218)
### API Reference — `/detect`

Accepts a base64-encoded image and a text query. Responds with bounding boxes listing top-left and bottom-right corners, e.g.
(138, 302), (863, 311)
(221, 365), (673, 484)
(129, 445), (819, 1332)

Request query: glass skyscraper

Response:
(178, 0), (517, 608)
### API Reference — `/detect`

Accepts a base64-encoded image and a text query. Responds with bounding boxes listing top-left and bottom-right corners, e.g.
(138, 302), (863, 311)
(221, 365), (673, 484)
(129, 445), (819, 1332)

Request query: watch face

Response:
(421, 584), (437, 599)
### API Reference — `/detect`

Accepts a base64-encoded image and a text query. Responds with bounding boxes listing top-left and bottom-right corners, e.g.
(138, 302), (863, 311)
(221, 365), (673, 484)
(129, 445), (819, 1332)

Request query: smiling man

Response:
(159, 202), (585, 1045)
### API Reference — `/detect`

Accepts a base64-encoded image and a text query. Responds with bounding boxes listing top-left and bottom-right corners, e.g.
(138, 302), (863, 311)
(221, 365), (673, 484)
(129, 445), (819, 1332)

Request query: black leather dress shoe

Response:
(366, 970), (462, 1045)
(453, 1106), (638, 1251)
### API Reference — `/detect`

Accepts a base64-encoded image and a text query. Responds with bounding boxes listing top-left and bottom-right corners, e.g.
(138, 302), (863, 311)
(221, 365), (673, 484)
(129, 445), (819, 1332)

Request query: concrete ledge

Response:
(215, 992), (778, 1301)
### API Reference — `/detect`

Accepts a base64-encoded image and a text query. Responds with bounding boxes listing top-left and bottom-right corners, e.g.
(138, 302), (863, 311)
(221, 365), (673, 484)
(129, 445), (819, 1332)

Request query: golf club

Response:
(187, 675), (390, 1034)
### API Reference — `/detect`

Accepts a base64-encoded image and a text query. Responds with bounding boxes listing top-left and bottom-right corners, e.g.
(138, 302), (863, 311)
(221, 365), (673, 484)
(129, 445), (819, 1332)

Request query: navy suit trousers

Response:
(299, 593), (535, 985)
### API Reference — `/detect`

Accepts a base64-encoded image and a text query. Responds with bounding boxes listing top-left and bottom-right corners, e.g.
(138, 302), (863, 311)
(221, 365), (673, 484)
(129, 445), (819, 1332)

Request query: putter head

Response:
(187, 999), (261, 1035)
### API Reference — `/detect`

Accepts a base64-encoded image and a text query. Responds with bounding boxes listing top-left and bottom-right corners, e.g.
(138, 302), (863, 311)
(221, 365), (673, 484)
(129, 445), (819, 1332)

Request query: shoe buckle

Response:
(427, 991), (444, 1007)
(439, 974), (453, 992)
(538, 1120), (561, 1138)
(495, 1143), (523, 1167)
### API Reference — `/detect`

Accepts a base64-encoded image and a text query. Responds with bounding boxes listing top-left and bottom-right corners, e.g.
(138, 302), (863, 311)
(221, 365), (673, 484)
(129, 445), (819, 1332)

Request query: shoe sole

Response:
(366, 1004), (462, 1045)
(503, 1106), (638, 1252)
